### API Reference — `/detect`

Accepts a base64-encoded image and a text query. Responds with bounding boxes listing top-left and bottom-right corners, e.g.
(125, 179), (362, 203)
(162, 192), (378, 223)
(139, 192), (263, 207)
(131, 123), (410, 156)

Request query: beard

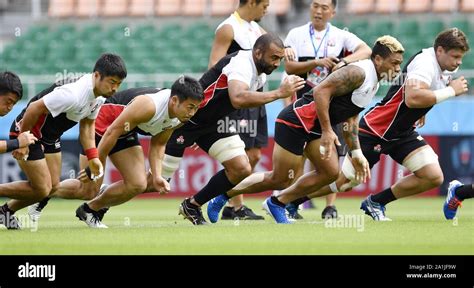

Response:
(256, 59), (275, 75)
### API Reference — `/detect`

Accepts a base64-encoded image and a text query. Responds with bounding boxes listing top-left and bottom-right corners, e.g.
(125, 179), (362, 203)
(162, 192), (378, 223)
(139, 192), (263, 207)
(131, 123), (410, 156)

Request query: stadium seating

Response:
(76, 0), (100, 17)
(129, 0), (155, 17)
(155, 0), (180, 16)
(48, 0), (74, 18)
(210, 0), (238, 16)
(460, 0), (474, 12)
(345, 0), (472, 14)
(102, 0), (128, 17)
(402, 0), (431, 13)
(183, 0), (207, 16)
(47, 0), (291, 17)
(1, 16), (472, 97)
(269, 0), (291, 16)
(374, 0), (402, 13)
(432, 0), (459, 13)
(345, 0), (374, 14)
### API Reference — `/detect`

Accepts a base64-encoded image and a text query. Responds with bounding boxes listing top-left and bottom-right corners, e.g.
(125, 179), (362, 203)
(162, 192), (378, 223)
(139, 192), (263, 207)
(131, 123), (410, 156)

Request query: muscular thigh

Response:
(109, 146), (147, 185)
(271, 142), (304, 182)
(44, 152), (62, 187)
(304, 139), (339, 176)
(18, 159), (53, 189)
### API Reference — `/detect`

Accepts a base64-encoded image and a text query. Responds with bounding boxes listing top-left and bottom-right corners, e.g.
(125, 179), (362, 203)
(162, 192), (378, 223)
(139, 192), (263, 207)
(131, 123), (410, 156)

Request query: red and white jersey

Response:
(360, 48), (454, 141)
(192, 50), (266, 125)
(291, 59), (379, 134)
(13, 74), (104, 143)
(95, 88), (180, 137)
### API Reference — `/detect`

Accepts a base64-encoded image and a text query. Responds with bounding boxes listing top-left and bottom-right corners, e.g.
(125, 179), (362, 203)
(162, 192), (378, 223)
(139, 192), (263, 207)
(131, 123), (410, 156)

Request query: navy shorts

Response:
(360, 130), (429, 168)
(80, 132), (141, 156)
(274, 105), (349, 156)
(9, 124), (61, 161)
(274, 105), (320, 156)
(165, 121), (238, 158)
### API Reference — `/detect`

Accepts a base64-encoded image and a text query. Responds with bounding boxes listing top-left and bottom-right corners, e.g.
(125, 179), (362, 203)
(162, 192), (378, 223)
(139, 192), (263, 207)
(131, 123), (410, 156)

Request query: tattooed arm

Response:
(341, 115), (361, 152)
(341, 114), (371, 183)
(313, 65), (366, 133)
(313, 65), (365, 159)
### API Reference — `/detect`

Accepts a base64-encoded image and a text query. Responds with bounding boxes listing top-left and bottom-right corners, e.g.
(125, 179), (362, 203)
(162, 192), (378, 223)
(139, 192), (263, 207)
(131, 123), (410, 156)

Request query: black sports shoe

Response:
(285, 202), (304, 220)
(97, 208), (109, 221)
(96, 184), (110, 221)
(220, 206), (237, 220)
(234, 205), (265, 220)
(179, 198), (208, 225)
(75, 203), (108, 228)
(321, 205), (338, 219)
(0, 203), (21, 230)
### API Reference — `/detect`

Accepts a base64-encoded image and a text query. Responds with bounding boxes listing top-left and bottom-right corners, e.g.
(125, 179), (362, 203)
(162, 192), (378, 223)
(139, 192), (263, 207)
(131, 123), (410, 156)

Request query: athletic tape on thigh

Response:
(341, 154), (356, 181)
(402, 146), (439, 173)
(208, 135), (246, 163)
(340, 154), (361, 190)
(161, 154), (182, 179)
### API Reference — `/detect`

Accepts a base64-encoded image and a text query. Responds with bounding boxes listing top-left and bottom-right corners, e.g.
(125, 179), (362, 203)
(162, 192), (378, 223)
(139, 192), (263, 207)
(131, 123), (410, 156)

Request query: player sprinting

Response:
(285, 28), (470, 221)
(282, 0), (373, 219)
(27, 77), (204, 228)
(207, 0), (295, 221)
(0, 71), (37, 155)
(0, 53), (127, 229)
(206, 36), (404, 224)
(161, 33), (305, 225)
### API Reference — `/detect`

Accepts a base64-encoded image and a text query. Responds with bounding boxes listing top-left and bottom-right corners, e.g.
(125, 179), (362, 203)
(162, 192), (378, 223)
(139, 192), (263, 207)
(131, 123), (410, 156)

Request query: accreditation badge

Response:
(307, 66), (329, 87)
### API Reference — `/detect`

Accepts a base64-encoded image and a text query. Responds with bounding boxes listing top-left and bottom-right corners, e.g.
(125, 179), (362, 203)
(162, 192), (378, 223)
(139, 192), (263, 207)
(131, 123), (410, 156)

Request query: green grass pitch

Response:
(0, 197), (472, 255)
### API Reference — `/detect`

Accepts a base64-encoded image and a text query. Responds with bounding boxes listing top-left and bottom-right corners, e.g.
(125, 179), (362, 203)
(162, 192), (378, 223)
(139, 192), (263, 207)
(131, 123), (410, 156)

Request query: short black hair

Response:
(371, 42), (392, 59)
(171, 75), (204, 103)
(0, 71), (23, 100)
(240, 0), (264, 6)
(254, 32), (284, 52)
(93, 53), (127, 80)
(311, 0), (337, 8)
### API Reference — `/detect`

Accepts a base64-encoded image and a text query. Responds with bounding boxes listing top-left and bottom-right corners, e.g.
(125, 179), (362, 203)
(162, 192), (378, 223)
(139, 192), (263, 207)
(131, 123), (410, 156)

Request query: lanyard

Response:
(309, 23), (330, 59)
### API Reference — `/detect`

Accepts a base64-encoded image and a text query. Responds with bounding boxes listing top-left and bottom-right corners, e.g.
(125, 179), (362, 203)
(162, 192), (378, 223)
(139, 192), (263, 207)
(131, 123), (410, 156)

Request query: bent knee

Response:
(247, 151), (261, 167)
(124, 182), (147, 195)
(227, 163), (252, 183)
(324, 168), (339, 183)
(426, 172), (444, 187)
(31, 183), (52, 199)
(269, 173), (293, 190)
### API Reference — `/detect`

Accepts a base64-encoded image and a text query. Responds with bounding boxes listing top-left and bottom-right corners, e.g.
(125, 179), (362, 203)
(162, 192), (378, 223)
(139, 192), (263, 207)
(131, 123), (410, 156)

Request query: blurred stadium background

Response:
(0, 0), (473, 199)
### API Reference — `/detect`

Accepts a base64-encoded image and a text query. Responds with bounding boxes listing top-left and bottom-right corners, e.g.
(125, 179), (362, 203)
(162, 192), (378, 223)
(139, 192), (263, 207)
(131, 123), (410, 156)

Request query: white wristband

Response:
(434, 86), (455, 103)
(351, 149), (364, 159)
